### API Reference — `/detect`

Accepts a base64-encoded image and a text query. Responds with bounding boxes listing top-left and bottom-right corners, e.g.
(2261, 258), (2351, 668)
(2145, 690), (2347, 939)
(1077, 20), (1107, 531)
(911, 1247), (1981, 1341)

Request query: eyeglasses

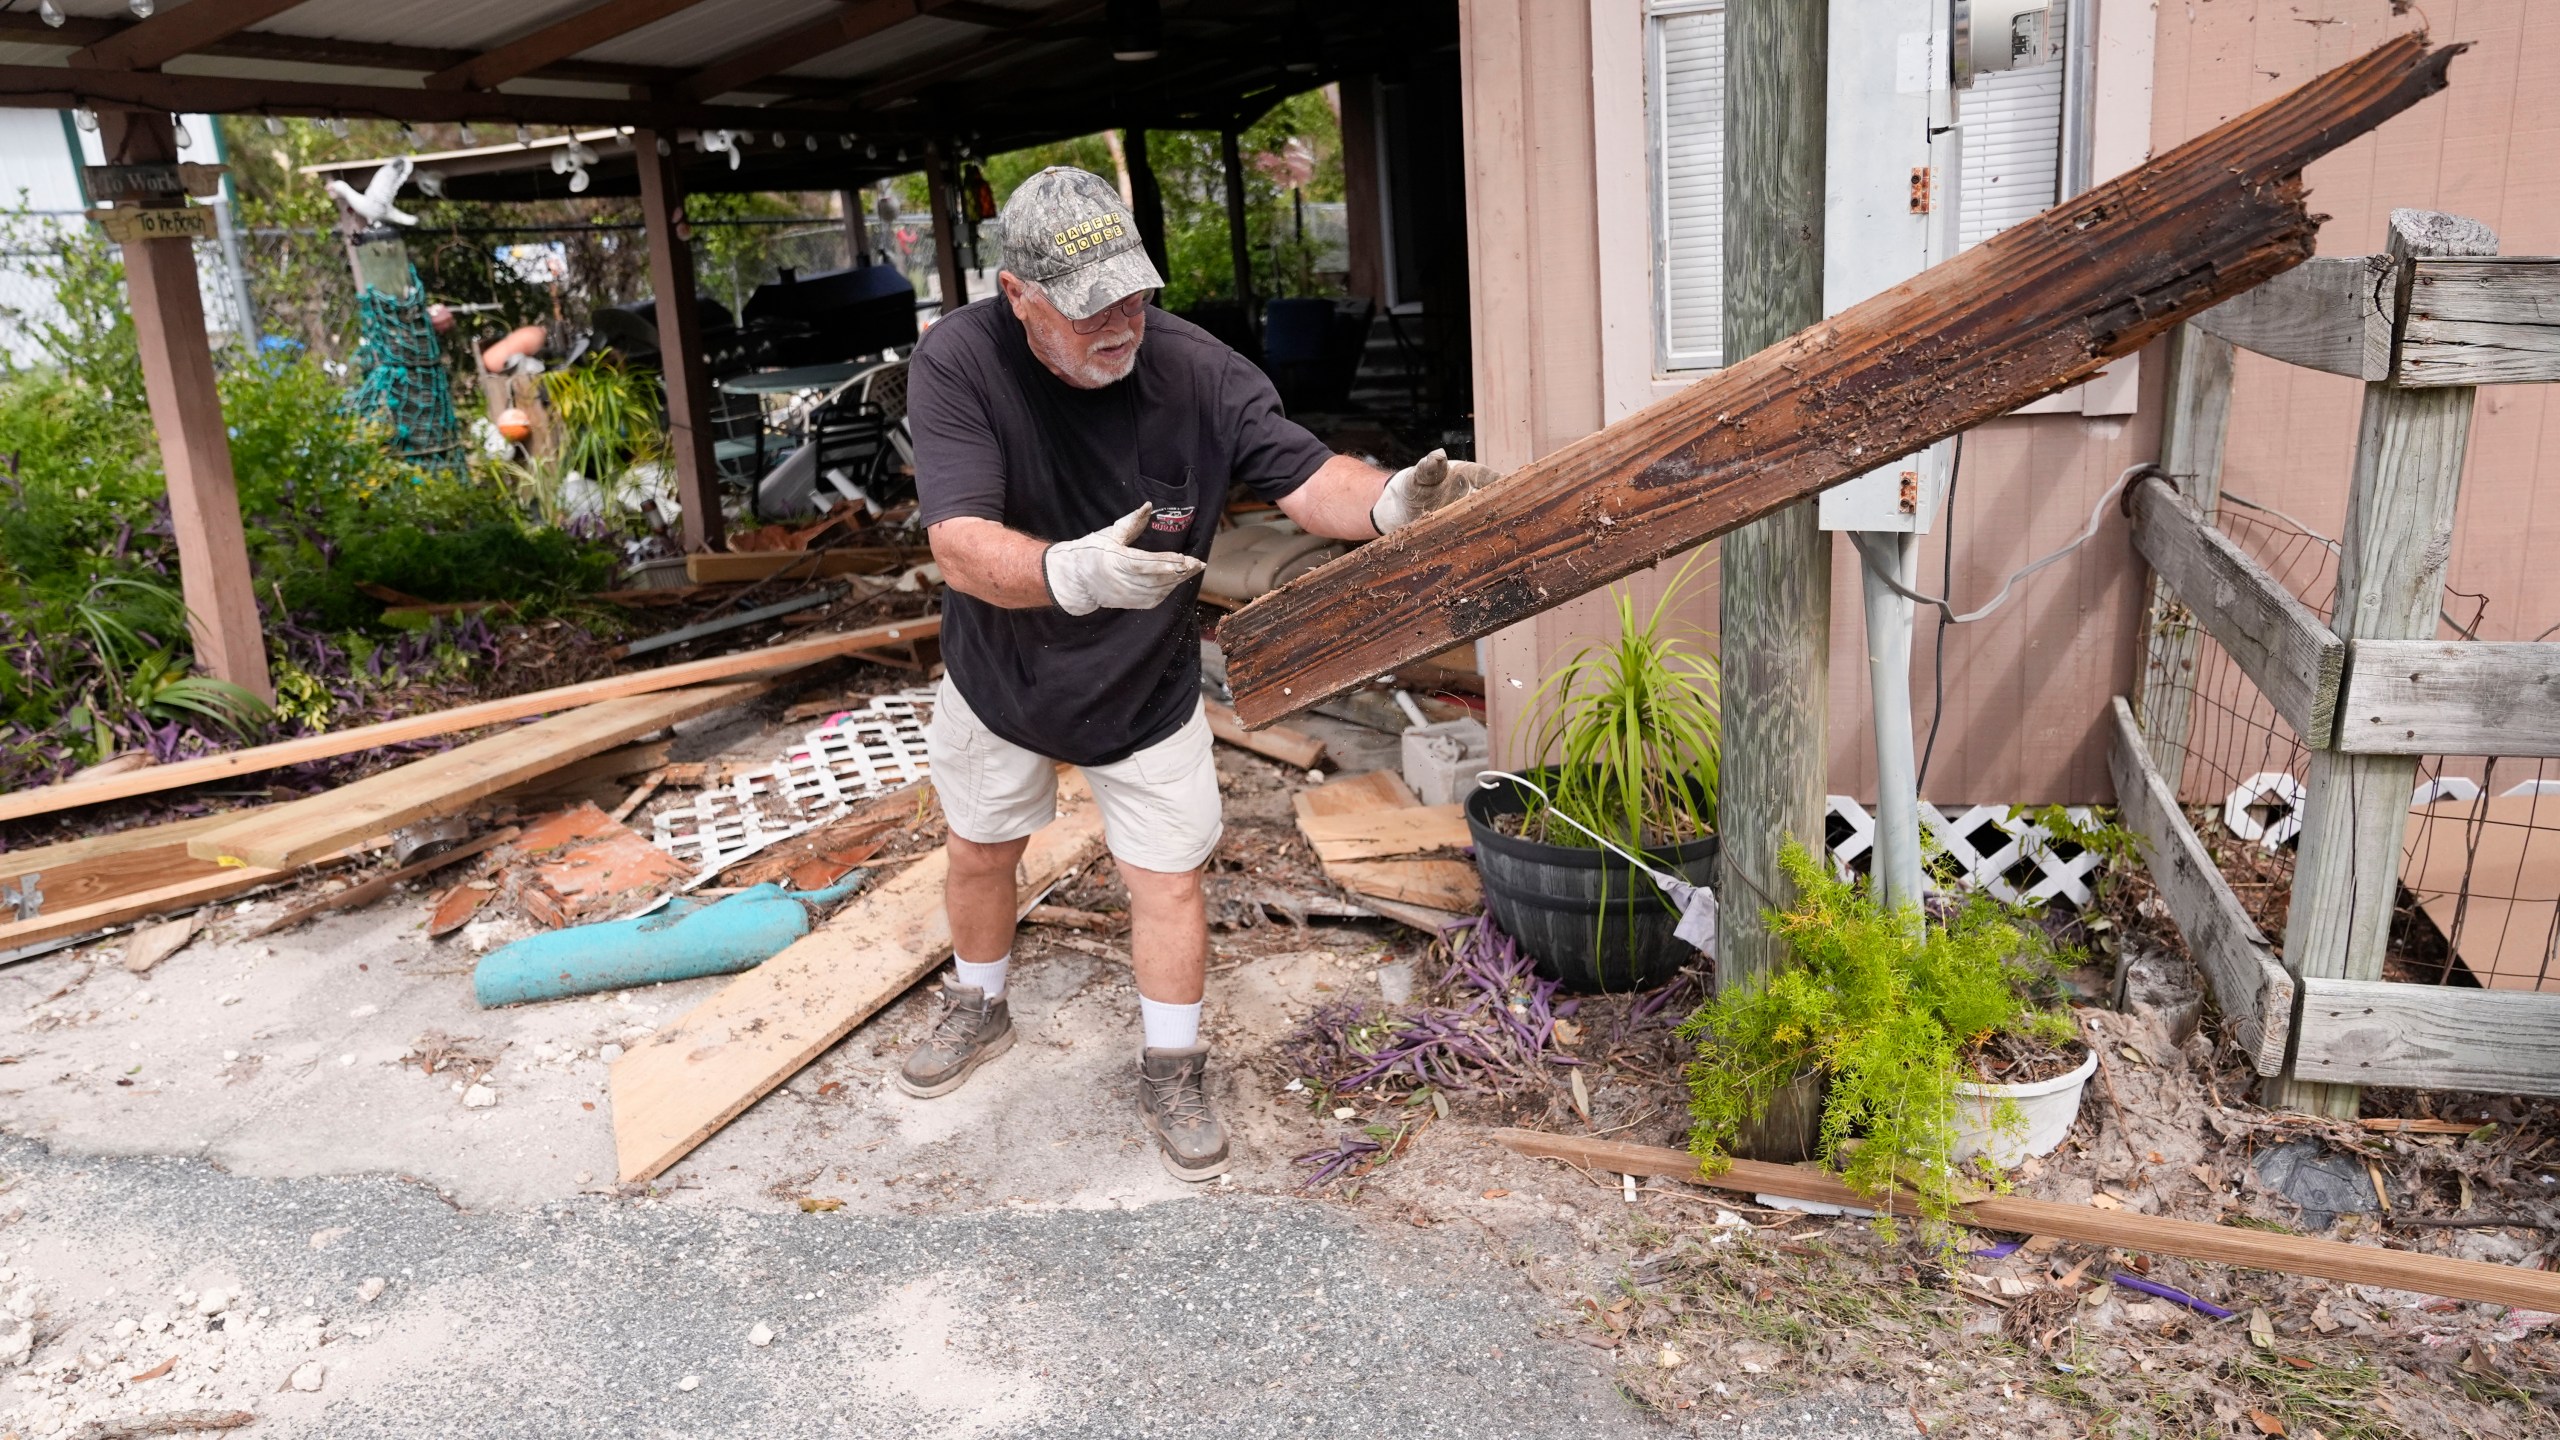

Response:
(1067, 290), (1152, 334)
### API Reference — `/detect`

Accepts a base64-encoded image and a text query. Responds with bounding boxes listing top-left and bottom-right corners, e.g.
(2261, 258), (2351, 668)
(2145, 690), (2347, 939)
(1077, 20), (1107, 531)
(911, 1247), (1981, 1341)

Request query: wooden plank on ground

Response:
(611, 773), (1106, 1183)
(2189, 253), (2397, 379)
(1323, 858), (1481, 912)
(1219, 36), (2461, 725)
(2334, 640), (2560, 756)
(0, 863), (290, 951)
(1204, 701), (1325, 770)
(1297, 804), (1471, 862)
(1292, 770), (1417, 821)
(188, 683), (766, 868)
(1494, 1129), (2560, 1313)
(0, 809), (263, 918)
(0, 617), (940, 825)
(2399, 257), (2560, 386)
(2290, 977), (2560, 1094)
(2129, 475), (2345, 745)
(2106, 697), (2296, 1075)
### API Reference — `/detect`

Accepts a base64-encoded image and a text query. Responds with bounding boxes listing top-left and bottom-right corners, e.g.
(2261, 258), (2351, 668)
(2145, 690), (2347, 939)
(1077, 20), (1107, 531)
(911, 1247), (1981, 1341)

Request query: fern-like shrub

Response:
(1678, 843), (2080, 1235)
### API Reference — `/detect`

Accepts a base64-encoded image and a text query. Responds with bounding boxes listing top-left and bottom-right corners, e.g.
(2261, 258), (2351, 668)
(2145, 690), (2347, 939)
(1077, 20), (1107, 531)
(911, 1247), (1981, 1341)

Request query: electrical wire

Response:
(1916, 434), (1960, 793)
(1854, 461), (2158, 624)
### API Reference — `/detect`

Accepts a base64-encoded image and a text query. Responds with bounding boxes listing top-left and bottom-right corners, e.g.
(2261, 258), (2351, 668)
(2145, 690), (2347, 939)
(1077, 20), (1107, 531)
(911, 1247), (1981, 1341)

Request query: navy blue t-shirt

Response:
(909, 298), (1331, 766)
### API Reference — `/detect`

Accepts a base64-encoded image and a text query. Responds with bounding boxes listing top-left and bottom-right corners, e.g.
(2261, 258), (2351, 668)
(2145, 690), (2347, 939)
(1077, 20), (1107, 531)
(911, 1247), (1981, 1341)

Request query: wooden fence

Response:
(2121, 209), (2560, 1115)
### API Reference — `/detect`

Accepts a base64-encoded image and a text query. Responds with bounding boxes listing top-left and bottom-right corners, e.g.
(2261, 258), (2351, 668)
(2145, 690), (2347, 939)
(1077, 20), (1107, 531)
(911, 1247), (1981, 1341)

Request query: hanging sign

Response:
(84, 205), (215, 243)
(83, 162), (228, 202)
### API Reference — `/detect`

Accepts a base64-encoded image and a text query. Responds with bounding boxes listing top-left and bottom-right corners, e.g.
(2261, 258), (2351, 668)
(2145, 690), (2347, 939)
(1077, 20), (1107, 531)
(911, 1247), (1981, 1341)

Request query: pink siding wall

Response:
(1477, 0), (2559, 807)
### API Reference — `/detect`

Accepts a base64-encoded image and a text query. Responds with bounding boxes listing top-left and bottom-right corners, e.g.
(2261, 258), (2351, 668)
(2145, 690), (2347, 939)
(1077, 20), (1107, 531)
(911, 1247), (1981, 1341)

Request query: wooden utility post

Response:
(634, 128), (723, 554)
(2272, 209), (2494, 1118)
(2131, 322), (2237, 784)
(1717, 0), (1829, 1025)
(102, 108), (272, 703)
(1123, 128), (1169, 278)
(924, 143), (969, 312)
(1219, 126), (1253, 315)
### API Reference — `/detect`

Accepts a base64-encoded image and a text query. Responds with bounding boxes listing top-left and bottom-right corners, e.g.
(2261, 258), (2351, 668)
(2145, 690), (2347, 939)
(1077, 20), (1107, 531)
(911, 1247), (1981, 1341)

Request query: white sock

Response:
(1139, 996), (1203, 1051)
(952, 954), (1009, 1001)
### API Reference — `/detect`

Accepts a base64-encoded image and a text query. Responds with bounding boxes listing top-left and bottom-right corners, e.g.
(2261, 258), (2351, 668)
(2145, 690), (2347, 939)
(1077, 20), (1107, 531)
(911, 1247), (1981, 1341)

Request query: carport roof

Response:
(0, 0), (1440, 175)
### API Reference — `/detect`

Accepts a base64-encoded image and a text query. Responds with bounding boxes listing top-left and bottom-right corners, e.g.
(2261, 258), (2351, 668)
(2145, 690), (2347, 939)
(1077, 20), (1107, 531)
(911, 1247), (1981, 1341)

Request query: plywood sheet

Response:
(2401, 795), (2560, 993)
(1297, 805), (1471, 862)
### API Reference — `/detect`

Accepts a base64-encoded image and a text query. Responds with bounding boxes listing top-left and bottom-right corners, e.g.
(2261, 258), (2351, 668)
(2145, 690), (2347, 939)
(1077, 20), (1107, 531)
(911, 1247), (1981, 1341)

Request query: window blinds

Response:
(1651, 2), (1725, 371)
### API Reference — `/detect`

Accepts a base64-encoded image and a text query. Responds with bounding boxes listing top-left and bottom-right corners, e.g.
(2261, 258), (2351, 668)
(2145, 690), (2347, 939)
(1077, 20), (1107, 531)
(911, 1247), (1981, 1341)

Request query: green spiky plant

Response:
(1514, 552), (1721, 852)
(1678, 843), (2078, 1239)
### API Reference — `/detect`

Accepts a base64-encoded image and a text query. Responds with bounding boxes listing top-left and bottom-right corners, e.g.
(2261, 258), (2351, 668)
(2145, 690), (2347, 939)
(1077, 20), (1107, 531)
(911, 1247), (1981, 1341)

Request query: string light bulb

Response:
(129, 0), (155, 17)
(264, 116), (284, 136)
(172, 117), (192, 149)
(839, 134), (853, 150)
(458, 123), (478, 146)
(515, 124), (533, 147)
(38, 1), (63, 29)
(804, 134), (818, 152)
(772, 131), (787, 148)
(326, 117), (349, 138)
(73, 108), (97, 133)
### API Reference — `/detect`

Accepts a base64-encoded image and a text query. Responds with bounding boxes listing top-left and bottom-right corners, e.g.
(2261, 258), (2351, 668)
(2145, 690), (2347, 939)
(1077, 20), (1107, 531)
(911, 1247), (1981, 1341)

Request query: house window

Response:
(1956, 0), (2089, 249)
(1646, 0), (1724, 372)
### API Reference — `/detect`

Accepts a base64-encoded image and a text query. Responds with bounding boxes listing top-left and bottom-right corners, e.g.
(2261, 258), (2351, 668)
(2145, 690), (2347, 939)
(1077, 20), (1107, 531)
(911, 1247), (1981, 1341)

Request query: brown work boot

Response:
(1138, 1044), (1231, 1181)
(896, 979), (1013, 1098)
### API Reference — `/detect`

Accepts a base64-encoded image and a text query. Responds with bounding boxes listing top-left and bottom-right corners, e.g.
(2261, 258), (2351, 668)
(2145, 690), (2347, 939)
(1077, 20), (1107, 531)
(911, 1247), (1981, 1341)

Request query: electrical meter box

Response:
(1818, 0), (1958, 535)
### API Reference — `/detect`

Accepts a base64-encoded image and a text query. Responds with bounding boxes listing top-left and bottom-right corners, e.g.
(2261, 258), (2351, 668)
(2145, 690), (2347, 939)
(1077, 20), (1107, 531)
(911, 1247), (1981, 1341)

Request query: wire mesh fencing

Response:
(2137, 494), (2557, 993)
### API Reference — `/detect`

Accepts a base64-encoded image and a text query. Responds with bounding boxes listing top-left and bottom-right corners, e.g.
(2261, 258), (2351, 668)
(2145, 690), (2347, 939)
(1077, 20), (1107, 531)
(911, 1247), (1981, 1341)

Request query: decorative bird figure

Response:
(326, 156), (418, 228)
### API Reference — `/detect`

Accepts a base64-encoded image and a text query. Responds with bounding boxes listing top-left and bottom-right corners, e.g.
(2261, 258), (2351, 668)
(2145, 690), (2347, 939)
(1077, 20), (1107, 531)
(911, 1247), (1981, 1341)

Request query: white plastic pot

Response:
(1951, 1047), (2097, 1169)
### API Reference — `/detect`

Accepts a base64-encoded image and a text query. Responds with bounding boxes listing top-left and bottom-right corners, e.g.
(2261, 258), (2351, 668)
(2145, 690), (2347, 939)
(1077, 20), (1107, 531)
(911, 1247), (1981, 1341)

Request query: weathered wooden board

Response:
(1204, 701), (1325, 770)
(1297, 805), (1471, 862)
(2290, 978), (2560, 1095)
(2106, 697), (2295, 1075)
(1220, 37), (2464, 725)
(1322, 859), (1481, 912)
(683, 549), (910, 583)
(2335, 640), (2560, 756)
(0, 862), (289, 951)
(2191, 253), (2397, 380)
(1495, 1130), (2560, 1313)
(0, 617), (938, 825)
(1292, 770), (1419, 821)
(2129, 475), (2345, 746)
(2130, 324), (2237, 790)
(611, 774), (1105, 1183)
(2399, 257), (2560, 386)
(189, 684), (766, 868)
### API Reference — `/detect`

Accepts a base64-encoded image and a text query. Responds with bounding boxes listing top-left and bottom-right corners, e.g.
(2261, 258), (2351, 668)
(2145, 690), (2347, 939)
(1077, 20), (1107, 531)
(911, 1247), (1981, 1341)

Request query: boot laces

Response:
(1155, 1062), (1212, 1126)
(930, 990), (989, 1046)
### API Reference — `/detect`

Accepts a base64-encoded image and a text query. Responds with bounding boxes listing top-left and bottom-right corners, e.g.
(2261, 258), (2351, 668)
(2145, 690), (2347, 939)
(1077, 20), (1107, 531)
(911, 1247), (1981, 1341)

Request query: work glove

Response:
(1370, 448), (1501, 535)
(1043, 504), (1206, 616)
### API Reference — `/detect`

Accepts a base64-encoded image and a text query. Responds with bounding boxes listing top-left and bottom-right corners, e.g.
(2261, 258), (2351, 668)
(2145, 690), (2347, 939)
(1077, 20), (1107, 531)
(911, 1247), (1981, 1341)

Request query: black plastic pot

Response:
(1464, 769), (1718, 993)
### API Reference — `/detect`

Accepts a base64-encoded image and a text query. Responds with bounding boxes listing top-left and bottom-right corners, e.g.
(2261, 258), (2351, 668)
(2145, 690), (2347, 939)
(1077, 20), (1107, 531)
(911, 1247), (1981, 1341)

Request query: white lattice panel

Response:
(1825, 797), (2103, 908)
(654, 690), (935, 879)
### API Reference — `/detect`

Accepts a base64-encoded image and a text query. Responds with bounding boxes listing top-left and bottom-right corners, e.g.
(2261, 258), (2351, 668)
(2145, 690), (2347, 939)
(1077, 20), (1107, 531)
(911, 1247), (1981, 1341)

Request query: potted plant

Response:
(1463, 560), (1719, 992)
(1677, 843), (2092, 1234)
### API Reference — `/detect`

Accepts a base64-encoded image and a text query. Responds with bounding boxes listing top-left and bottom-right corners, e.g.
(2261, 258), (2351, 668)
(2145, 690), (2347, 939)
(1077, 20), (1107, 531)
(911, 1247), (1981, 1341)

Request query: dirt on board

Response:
(2, 692), (2556, 1438)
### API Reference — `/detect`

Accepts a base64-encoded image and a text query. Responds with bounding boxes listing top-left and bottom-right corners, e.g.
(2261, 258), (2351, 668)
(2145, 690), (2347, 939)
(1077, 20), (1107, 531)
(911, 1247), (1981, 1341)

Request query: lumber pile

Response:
(1294, 771), (1480, 930)
(1220, 35), (2463, 725)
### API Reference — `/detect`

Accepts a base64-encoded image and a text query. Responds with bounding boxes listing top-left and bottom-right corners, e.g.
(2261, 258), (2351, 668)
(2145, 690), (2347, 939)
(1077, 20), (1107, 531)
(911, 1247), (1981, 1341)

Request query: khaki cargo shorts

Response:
(925, 676), (1224, 874)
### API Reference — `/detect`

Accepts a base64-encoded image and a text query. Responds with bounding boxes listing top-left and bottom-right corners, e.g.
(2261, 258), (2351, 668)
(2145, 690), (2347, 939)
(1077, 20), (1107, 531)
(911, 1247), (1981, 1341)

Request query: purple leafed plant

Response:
(1292, 1133), (1384, 1191)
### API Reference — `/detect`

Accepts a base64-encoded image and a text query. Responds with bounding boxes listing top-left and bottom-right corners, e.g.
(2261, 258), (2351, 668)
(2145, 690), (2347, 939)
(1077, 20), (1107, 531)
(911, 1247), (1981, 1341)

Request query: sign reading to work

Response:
(85, 206), (215, 243)
(83, 162), (228, 202)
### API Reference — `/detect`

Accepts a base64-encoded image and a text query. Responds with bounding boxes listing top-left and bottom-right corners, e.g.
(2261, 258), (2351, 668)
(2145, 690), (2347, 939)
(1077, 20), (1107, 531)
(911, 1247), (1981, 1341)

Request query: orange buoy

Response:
(496, 407), (533, 443)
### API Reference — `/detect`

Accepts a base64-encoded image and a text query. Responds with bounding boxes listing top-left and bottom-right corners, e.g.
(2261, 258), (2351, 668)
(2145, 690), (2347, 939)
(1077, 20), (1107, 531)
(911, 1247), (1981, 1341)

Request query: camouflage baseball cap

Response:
(999, 166), (1165, 320)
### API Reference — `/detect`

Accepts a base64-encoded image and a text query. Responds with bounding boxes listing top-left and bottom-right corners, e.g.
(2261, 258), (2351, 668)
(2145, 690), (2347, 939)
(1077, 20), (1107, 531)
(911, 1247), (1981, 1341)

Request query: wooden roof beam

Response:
(425, 0), (717, 92)
(74, 0), (314, 73)
(0, 62), (840, 132)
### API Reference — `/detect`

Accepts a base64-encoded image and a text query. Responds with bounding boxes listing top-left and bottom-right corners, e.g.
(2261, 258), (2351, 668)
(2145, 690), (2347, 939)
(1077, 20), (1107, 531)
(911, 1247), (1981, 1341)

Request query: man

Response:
(901, 167), (1494, 1181)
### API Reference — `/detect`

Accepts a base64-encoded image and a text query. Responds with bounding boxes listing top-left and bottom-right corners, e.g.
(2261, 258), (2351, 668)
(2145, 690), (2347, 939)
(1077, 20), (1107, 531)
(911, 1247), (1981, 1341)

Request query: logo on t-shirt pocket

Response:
(1147, 506), (1196, 534)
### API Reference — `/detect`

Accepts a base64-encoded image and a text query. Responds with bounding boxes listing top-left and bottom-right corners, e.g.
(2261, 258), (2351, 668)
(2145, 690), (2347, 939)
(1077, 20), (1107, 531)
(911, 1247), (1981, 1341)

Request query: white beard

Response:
(1028, 322), (1140, 389)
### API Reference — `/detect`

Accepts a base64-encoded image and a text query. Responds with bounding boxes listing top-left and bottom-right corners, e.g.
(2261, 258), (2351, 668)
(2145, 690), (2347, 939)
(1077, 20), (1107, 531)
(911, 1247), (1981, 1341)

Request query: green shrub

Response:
(1678, 843), (2078, 1237)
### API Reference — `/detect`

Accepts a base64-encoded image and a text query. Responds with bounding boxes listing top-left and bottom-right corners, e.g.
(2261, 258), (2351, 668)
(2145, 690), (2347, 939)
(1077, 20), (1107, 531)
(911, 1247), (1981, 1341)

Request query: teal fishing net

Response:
(345, 263), (464, 475)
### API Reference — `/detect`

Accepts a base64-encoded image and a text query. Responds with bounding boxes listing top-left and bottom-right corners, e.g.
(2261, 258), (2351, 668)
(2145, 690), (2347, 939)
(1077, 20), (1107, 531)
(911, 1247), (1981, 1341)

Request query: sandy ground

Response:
(0, 693), (1920, 1439)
